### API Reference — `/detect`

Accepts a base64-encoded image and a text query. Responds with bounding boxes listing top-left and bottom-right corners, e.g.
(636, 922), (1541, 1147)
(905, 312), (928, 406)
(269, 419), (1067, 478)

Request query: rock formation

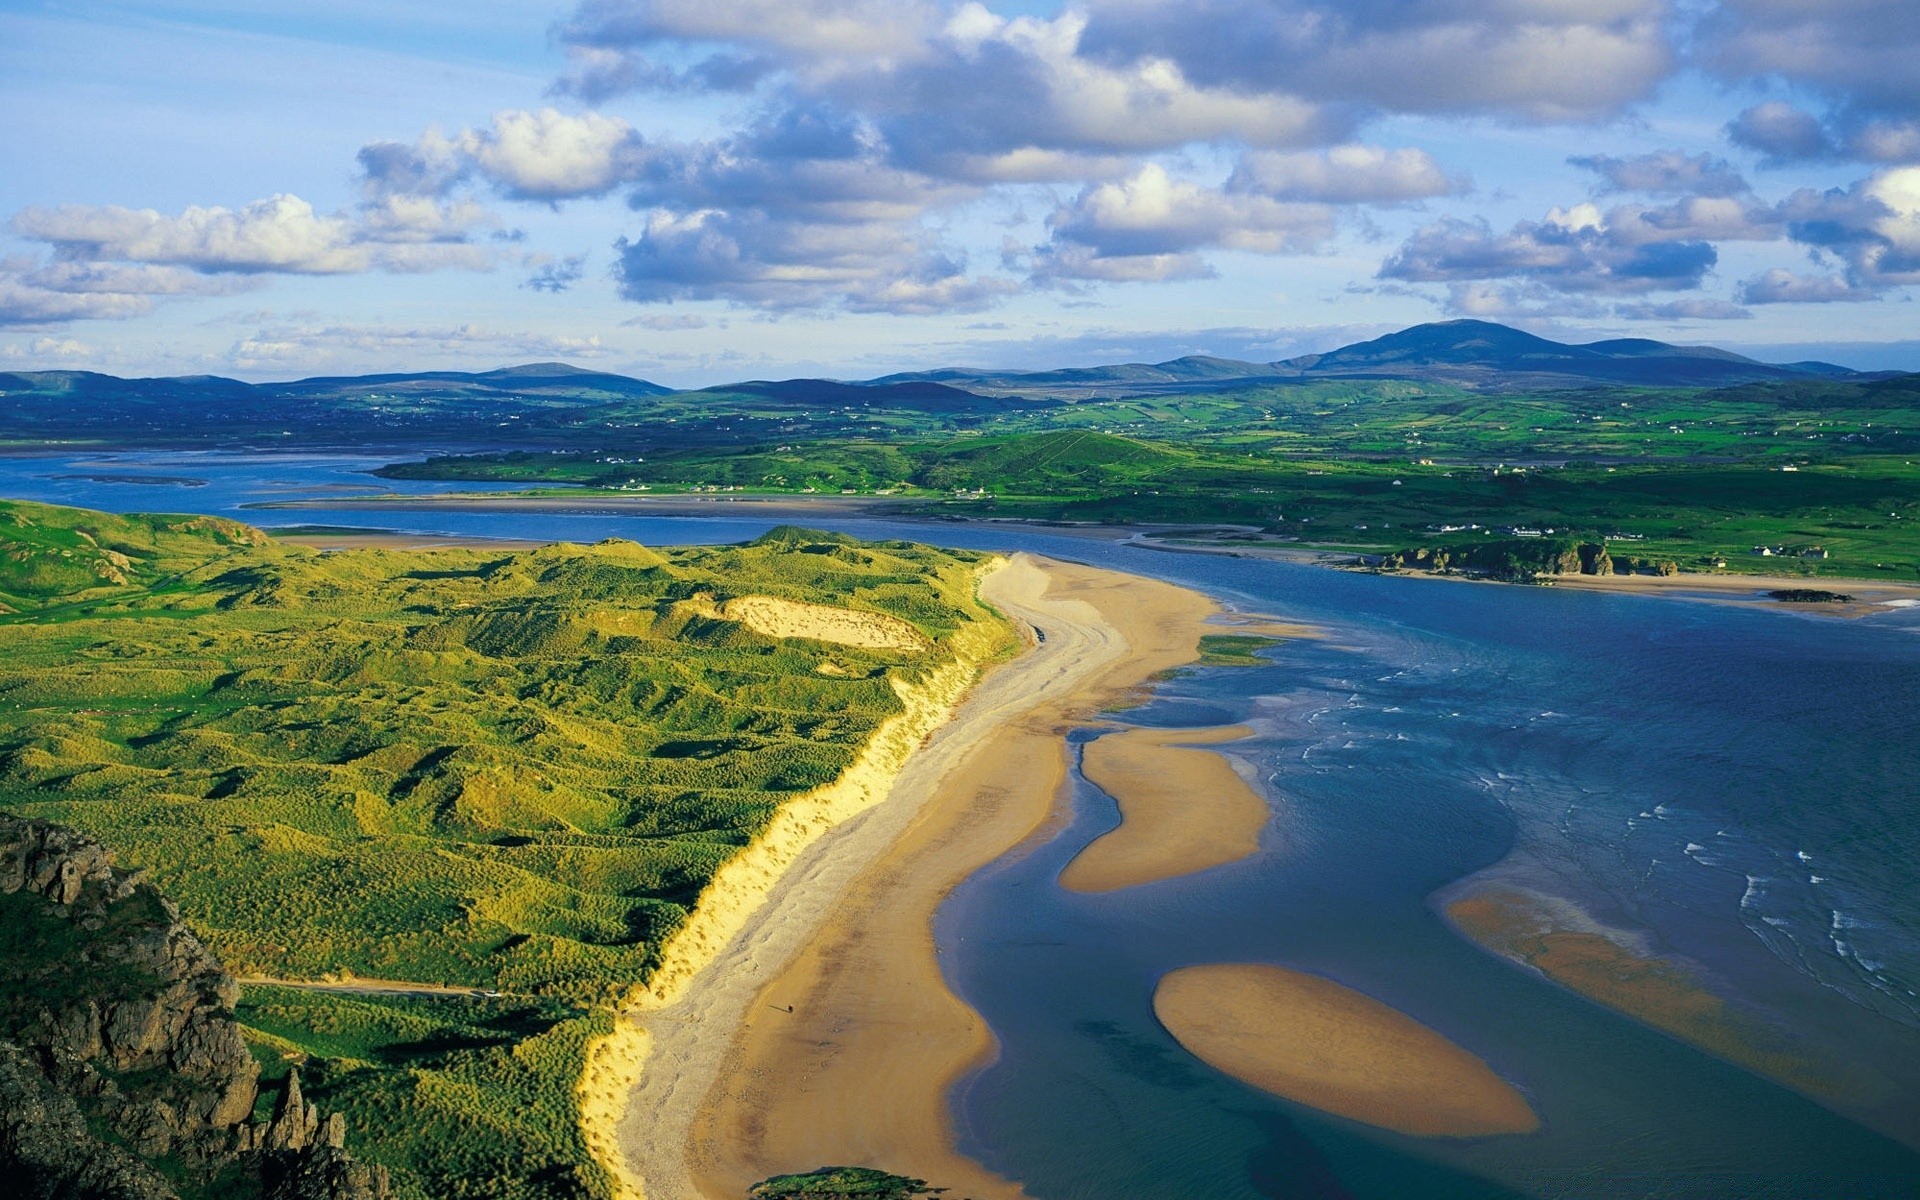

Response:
(0, 813), (389, 1200)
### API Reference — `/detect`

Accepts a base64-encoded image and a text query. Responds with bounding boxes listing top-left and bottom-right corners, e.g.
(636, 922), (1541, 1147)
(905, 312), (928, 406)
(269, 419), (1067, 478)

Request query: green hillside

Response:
(0, 500), (1012, 1200)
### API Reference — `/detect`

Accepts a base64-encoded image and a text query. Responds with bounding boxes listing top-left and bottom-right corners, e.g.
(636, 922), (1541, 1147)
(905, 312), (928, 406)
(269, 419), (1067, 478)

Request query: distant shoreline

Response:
(261, 491), (1920, 615)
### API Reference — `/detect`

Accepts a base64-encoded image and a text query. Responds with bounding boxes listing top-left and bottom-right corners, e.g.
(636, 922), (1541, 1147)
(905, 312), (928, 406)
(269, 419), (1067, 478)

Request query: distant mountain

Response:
(0, 363), (675, 447)
(1265, 320), (1862, 388)
(868, 321), (1877, 395)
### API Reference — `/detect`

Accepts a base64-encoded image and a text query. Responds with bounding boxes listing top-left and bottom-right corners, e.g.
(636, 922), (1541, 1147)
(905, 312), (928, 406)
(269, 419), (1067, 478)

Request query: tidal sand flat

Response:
(1444, 889), (1854, 1106)
(1153, 963), (1541, 1138)
(1059, 724), (1268, 892)
(621, 555), (1223, 1199)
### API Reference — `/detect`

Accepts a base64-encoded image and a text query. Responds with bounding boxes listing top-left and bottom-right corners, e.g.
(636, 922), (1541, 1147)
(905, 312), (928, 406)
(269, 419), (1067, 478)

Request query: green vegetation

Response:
(239, 986), (605, 1200)
(1768, 588), (1854, 603)
(1194, 634), (1283, 667)
(747, 1167), (949, 1199)
(0, 500), (1010, 1200)
(385, 420), (1920, 581)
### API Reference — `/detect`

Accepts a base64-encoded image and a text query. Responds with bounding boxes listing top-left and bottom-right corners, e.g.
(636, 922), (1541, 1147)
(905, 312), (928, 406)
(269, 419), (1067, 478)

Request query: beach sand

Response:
(614, 553), (1223, 1200)
(1059, 724), (1268, 892)
(1154, 963), (1541, 1138)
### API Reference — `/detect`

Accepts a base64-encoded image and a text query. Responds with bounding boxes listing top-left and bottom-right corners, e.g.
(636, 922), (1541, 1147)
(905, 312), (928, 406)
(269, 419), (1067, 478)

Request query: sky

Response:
(1, 0), (1917, 387)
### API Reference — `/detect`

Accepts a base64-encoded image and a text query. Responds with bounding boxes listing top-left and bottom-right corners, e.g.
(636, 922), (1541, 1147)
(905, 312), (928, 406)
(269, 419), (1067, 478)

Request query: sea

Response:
(4, 449), (1918, 1198)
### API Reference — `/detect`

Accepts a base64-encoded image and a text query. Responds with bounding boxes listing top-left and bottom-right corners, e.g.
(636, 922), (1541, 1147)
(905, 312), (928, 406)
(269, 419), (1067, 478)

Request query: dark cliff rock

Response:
(0, 813), (389, 1200)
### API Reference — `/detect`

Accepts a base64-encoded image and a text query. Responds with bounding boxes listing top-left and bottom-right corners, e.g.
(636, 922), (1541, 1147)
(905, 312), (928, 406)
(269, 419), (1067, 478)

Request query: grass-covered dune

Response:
(0, 499), (1014, 1200)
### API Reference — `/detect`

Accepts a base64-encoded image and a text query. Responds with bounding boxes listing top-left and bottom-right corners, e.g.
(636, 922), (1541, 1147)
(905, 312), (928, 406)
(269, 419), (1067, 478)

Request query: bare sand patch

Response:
(1059, 725), (1267, 892)
(1154, 963), (1540, 1138)
(721, 594), (931, 651)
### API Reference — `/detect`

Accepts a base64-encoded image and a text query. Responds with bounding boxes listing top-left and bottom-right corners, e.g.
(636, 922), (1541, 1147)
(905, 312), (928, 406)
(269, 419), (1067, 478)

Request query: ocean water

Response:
(5, 451), (1919, 1197)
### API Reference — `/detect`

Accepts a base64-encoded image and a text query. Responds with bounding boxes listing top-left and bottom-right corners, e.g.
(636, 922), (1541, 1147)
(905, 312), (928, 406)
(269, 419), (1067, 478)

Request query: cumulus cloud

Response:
(1039, 163), (1336, 269)
(1078, 0), (1676, 123)
(1738, 269), (1881, 304)
(1381, 207), (1718, 295)
(613, 208), (1016, 313)
(1603, 195), (1782, 245)
(1727, 102), (1839, 165)
(11, 195), (491, 276)
(2, 336), (97, 361)
(361, 109), (649, 203)
(524, 254), (588, 293)
(1231, 145), (1462, 203)
(1613, 296), (1752, 320)
(1441, 280), (1607, 321)
(1703, 3), (1920, 170)
(1572, 150), (1748, 196)
(1777, 167), (1920, 288)
(1726, 101), (1920, 168)
(0, 255), (263, 328)
(227, 321), (610, 371)
(1699, 0), (1920, 116)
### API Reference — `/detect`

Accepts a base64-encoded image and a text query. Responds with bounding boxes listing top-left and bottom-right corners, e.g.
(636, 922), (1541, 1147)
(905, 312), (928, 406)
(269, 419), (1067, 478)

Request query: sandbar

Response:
(616, 554), (1225, 1199)
(1444, 889), (1842, 1101)
(1059, 725), (1268, 892)
(1153, 963), (1540, 1138)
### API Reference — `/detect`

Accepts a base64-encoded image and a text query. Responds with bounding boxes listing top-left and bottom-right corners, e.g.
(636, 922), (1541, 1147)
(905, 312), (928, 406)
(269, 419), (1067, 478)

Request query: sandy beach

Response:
(1059, 724), (1268, 893)
(1154, 963), (1540, 1138)
(607, 553), (1224, 1199)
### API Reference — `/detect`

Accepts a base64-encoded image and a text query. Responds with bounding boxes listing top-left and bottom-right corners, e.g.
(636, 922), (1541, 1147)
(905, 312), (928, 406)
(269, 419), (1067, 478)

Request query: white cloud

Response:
(458, 109), (647, 201)
(11, 195), (492, 276)
(227, 321), (611, 372)
(1060, 164), (1336, 254)
(1571, 150), (1748, 196)
(1382, 209), (1719, 295)
(1779, 166), (1920, 288)
(613, 208), (1016, 313)
(1738, 269), (1881, 304)
(1232, 145), (1462, 203)
(1078, 0), (1676, 123)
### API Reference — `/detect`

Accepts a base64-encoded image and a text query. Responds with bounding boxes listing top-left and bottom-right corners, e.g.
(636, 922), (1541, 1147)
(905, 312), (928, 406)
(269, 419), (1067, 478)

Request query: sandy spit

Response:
(1059, 724), (1268, 893)
(574, 561), (1013, 1200)
(1154, 963), (1540, 1138)
(607, 554), (1220, 1200)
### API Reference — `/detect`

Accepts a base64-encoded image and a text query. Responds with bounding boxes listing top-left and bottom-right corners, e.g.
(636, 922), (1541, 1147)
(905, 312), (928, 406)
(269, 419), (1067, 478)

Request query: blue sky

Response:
(2, 0), (1917, 386)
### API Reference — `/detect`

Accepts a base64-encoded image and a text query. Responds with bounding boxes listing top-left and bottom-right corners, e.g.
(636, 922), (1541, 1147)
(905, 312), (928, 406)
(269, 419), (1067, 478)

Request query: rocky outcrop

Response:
(0, 813), (389, 1200)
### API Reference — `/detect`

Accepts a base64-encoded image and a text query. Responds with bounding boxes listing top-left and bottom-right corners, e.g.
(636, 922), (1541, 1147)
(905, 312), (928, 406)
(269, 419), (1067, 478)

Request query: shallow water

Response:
(5, 450), (1919, 1197)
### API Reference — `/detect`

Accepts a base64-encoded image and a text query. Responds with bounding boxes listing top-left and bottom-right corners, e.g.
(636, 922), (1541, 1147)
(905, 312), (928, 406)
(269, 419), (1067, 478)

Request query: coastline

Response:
(612, 554), (1222, 1199)
(574, 558), (1017, 1200)
(253, 491), (1920, 613)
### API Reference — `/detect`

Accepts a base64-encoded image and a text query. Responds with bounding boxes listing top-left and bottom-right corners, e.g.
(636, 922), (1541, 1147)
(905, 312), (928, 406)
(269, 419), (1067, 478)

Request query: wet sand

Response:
(1542, 570), (1920, 613)
(1059, 725), (1269, 893)
(1445, 889), (1854, 1105)
(1154, 963), (1541, 1138)
(616, 554), (1224, 1199)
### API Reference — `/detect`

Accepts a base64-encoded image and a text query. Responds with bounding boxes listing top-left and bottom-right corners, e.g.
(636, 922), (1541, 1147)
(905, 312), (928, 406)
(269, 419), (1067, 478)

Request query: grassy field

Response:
(0, 499), (1012, 1200)
(384, 423), (1920, 582)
